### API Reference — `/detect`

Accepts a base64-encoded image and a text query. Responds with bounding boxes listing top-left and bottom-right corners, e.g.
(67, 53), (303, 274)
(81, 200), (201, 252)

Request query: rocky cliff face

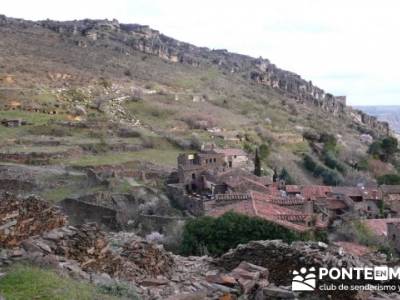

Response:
(356, 106), (400, 134)
(0, 15), (390, 136)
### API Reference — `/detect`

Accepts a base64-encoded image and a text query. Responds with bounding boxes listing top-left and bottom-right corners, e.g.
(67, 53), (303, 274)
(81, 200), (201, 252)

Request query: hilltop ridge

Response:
(0, 15), (390, 136)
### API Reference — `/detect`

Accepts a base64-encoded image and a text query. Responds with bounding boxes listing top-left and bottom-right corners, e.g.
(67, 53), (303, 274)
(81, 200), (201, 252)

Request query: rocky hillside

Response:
(357, 106), (400, 134)
(0, 15), (390, 133)
(0, 15), (396, 186)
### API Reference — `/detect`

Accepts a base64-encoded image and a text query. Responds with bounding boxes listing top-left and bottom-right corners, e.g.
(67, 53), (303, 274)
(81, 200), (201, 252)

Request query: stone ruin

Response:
(0, 193), (397, 299)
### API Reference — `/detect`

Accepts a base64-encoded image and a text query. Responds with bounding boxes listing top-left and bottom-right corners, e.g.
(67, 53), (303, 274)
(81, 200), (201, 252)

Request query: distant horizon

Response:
(2, 0), (400, 106)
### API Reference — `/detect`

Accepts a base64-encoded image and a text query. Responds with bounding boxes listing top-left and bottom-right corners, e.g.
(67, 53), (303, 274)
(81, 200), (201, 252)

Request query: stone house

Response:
(381, 185), (400, 216)
(211, 148), (248, 168)
(331, 187), (381, 219)
(387, 221), (400, 252)
(177, 151), (225, 193)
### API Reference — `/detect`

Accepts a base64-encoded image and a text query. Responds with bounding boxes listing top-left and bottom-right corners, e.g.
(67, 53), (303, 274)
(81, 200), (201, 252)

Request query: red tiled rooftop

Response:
(208, 200), (256, 218)
(285, 185), (332, 200)
(332, 186), (381, 200)
(326, 199), (347, 210)
(302, 185), (332, 200)
(207, 192), (311, 233)
(286, 185), (301, 193)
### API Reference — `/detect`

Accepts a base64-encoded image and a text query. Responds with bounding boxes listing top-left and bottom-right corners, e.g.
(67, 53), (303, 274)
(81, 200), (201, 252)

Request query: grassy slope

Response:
(0, 265), (137, 300)
(0, 22), (386, 185)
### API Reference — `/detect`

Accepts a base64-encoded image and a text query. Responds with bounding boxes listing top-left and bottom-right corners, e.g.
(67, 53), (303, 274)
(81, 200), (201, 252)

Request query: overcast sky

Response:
(2, 0), (400, 106)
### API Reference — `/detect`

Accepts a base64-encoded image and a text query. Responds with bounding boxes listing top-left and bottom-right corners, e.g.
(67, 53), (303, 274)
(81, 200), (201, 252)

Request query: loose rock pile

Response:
(216, 240), (369, 285)
(121, 239), (174, 277)
(215, 240), (399, 300)
(0, 193), (66, 247)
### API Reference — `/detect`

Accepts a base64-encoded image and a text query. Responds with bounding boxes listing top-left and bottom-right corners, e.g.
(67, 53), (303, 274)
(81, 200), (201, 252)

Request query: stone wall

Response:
(166, 184), (204, 216)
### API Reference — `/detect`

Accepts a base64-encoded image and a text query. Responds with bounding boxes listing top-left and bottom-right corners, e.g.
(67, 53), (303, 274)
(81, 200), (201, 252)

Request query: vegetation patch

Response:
(0, 264), (124, 300)
(180, 212), (304, 256)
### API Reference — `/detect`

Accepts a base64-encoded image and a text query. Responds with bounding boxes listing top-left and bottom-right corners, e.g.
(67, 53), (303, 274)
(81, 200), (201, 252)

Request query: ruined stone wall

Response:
(60, 198), (121, 230)
(166, 184), (204, 216)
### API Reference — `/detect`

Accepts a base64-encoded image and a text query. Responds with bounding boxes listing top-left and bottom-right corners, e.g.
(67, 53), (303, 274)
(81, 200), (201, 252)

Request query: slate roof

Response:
(208, 191), (311, 232)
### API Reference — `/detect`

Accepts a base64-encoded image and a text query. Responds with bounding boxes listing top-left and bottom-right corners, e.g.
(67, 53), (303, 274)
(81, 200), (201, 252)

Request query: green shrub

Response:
(356, 158), (369, 171)
(378, 174), (400, 185)
(97, 281), (140, 299)
(279, 168), (294, 184)
(323, 152), (346, 174)
(259, 143), (270, 160)
(304, 154), (317, 172)
(369, 137), (398, 162)
(303, 154), (343, 185)
(320, 169), (343, 186)
(254, 148), (262, 177)
(319, 132), (337, 152)
(180, 212), (302, 256)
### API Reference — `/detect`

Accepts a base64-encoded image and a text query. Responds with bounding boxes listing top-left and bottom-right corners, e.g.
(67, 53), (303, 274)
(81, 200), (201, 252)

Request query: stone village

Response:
(167, 146), (400, 252)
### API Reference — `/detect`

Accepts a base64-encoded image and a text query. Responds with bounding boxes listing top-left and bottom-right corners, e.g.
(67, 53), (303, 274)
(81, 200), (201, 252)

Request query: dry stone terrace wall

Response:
(0, 149), (81, 165)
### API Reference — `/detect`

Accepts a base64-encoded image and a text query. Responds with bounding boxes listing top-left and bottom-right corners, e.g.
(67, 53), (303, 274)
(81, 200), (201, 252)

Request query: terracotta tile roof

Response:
(251, 190), (306, 206)
(215, 193), (250, 201)
(241, 177), (270, 192)
(208, 191), (311, 233)
(208, 200), (257, 218)
(302, 186), (332, 200)
(218, 170), (271, 193)
(361, 218), (400, 237)
(332, 187), (362, 197)
(334, 241), (372, 257)
(332, 186), (381, 200)
(326, 199), (347, 210)
(285, 185), (332, 200)
(286, 185), (301, 193)
(253, 198), (304, 218)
